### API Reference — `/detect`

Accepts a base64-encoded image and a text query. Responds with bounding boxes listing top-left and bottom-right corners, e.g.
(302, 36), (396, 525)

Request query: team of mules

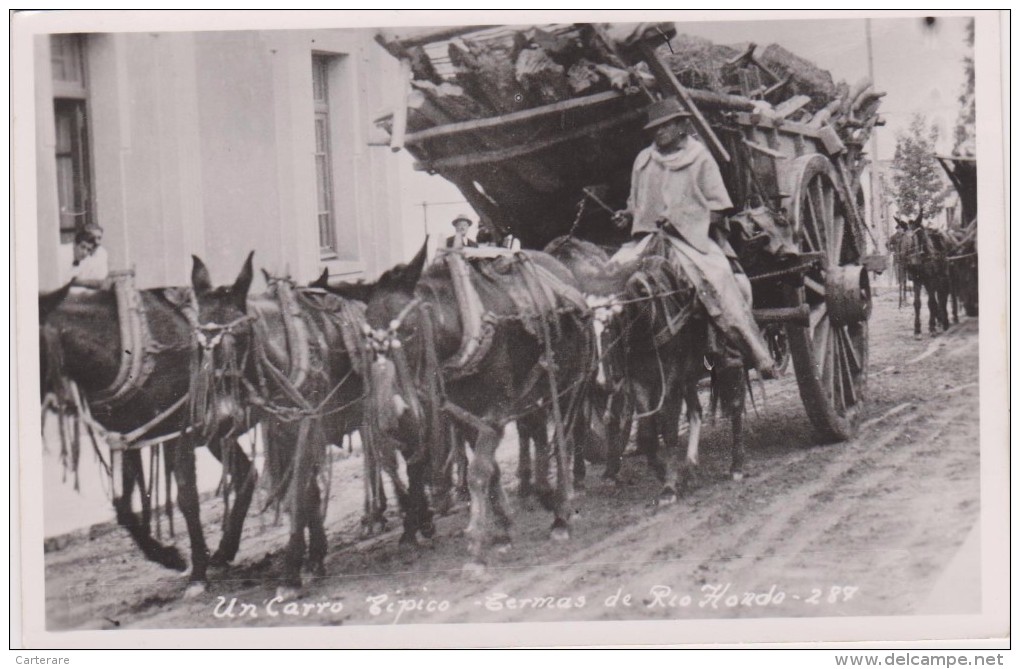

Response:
(889, 212), (977, 337)
(40, 232), (763, 598)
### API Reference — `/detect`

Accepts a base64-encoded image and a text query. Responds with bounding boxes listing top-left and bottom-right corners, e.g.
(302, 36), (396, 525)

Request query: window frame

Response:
(312, 54), (339, 259)
(50, 34), (94, 243)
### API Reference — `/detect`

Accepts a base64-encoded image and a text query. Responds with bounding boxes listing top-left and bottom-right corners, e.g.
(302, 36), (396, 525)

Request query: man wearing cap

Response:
(612, 97), (775, 377)
(445, 214), (478, 249)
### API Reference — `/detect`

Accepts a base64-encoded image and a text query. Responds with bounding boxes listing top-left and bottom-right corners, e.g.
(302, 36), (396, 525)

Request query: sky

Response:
(681, 15), (973, 161)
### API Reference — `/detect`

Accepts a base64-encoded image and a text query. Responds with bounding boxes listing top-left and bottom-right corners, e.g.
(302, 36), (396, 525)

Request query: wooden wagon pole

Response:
(636, 37), (731, 164)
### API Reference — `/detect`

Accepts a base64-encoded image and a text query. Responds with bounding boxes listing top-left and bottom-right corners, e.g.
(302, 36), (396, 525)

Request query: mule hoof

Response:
(183, 581), (207, 599)
(306, 560), (326, 578)
(161, 548), (188, 572)
(731, 471), (744, 482)
(462, 561), (487, 579)
(209, 551), (233, 569)
(549, 521), (570, 542)
(275, 585), (301, 602)
(493, 537), (513, 554)
(657, 488), (678, 507)
(398, 532), (419, 548)
(420, 521), (436, 540)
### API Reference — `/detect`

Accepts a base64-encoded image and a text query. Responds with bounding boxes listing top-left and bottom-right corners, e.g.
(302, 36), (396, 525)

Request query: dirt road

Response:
(43, 290), (983, 631)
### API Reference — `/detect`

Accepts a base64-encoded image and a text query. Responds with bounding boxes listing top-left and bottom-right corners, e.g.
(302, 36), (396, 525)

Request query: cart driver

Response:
(612, 97), (776, 378)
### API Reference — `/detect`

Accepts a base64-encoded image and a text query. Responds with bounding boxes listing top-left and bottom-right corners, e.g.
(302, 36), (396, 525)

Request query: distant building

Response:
(36, 30), (414, 291)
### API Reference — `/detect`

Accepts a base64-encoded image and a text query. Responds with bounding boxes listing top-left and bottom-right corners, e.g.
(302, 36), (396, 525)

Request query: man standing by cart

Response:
(613, 97), (776, 378)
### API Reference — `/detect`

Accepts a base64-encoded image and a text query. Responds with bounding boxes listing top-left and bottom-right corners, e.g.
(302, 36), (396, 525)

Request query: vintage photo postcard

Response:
(12, 9), (1008, 649)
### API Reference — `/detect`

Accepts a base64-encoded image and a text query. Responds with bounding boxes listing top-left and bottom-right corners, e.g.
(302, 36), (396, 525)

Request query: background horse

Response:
(38, 281), (257, 597)
(344, 242), (597, 574)
(189, 254), (368, 599)
(895, 214), (955, 336)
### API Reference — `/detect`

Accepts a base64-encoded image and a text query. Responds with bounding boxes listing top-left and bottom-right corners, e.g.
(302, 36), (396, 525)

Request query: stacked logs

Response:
(378, 25), (884, 152)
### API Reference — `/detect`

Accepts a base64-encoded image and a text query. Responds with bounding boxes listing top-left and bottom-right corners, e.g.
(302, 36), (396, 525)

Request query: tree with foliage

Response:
(953, 18), (976, 156)
(891, 113), (946, 222)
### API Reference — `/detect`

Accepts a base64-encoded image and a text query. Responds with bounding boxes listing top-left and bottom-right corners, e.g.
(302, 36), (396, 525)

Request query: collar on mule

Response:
(91, 271), (158, 412)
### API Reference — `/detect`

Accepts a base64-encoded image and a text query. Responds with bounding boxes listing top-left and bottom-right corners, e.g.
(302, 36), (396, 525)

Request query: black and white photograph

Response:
(12, 10), (1008, 649)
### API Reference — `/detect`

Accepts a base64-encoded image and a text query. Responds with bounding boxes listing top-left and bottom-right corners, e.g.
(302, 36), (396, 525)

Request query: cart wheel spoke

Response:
(805, 186), (825, 254)
(838, 327), (862, 376)
(831, 210), (844, 262)
(834, 330), (857, 408)
(813, 319), (831, 377)
(804, 276), (826, 297)
(811, 180), (829, 252)
(824, 326), (839, 409)
(809, 302), (828, 331)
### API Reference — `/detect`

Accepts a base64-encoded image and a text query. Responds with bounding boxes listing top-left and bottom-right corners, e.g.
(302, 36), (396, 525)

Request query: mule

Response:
(542, 236), (632, 486)
(338, 242), (598, 574)
(189, 253), (370, 599)
(562, 232), (749, 503)
(38, 281), (257, 597)
(895, 214), (955, 337)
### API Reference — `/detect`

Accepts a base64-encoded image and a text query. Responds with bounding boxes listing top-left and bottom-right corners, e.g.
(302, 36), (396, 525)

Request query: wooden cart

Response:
(375, 24), (881, 441)
(937, 154), (978, 317)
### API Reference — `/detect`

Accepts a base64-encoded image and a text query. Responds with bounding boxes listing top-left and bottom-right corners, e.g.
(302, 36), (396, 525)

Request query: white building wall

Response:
(36, 29), (412, 292)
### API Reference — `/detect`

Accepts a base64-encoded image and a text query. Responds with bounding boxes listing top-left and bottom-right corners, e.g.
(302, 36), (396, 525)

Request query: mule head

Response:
(359, 240), (432, 441)
(364, 239), (428, 330)
(624, 254), (699, 348)
(189, 252), (255, 439)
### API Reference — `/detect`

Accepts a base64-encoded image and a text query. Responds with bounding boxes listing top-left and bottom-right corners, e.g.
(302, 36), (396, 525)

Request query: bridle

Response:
(193, 314), (257, 351)
(187, 303), (256, 444)
(361, 297), (422, 362)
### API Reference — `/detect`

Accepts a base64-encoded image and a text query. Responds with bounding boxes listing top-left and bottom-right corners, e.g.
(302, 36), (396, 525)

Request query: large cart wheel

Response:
(782, 154), (871, 442)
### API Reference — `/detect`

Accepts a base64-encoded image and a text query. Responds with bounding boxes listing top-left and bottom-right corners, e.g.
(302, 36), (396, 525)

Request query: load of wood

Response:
(374, 23), (884, 249)
(377, 24), (883, 151)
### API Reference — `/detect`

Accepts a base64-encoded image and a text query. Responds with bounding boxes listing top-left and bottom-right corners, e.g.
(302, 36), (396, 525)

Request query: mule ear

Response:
(399, 238), (429, 291)
(191, 255), (213, 294)
(39, 282), (72, 322)
(261, 267), (272, 285)
(327, 279), (376, 304)
(231, 251), (255, 300)
(309, 267), (330, 290)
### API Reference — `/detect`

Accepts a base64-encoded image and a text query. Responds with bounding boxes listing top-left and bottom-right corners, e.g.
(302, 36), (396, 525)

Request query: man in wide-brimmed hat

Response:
(445, 214), (478, 249)
(612, 97), (775, 377)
